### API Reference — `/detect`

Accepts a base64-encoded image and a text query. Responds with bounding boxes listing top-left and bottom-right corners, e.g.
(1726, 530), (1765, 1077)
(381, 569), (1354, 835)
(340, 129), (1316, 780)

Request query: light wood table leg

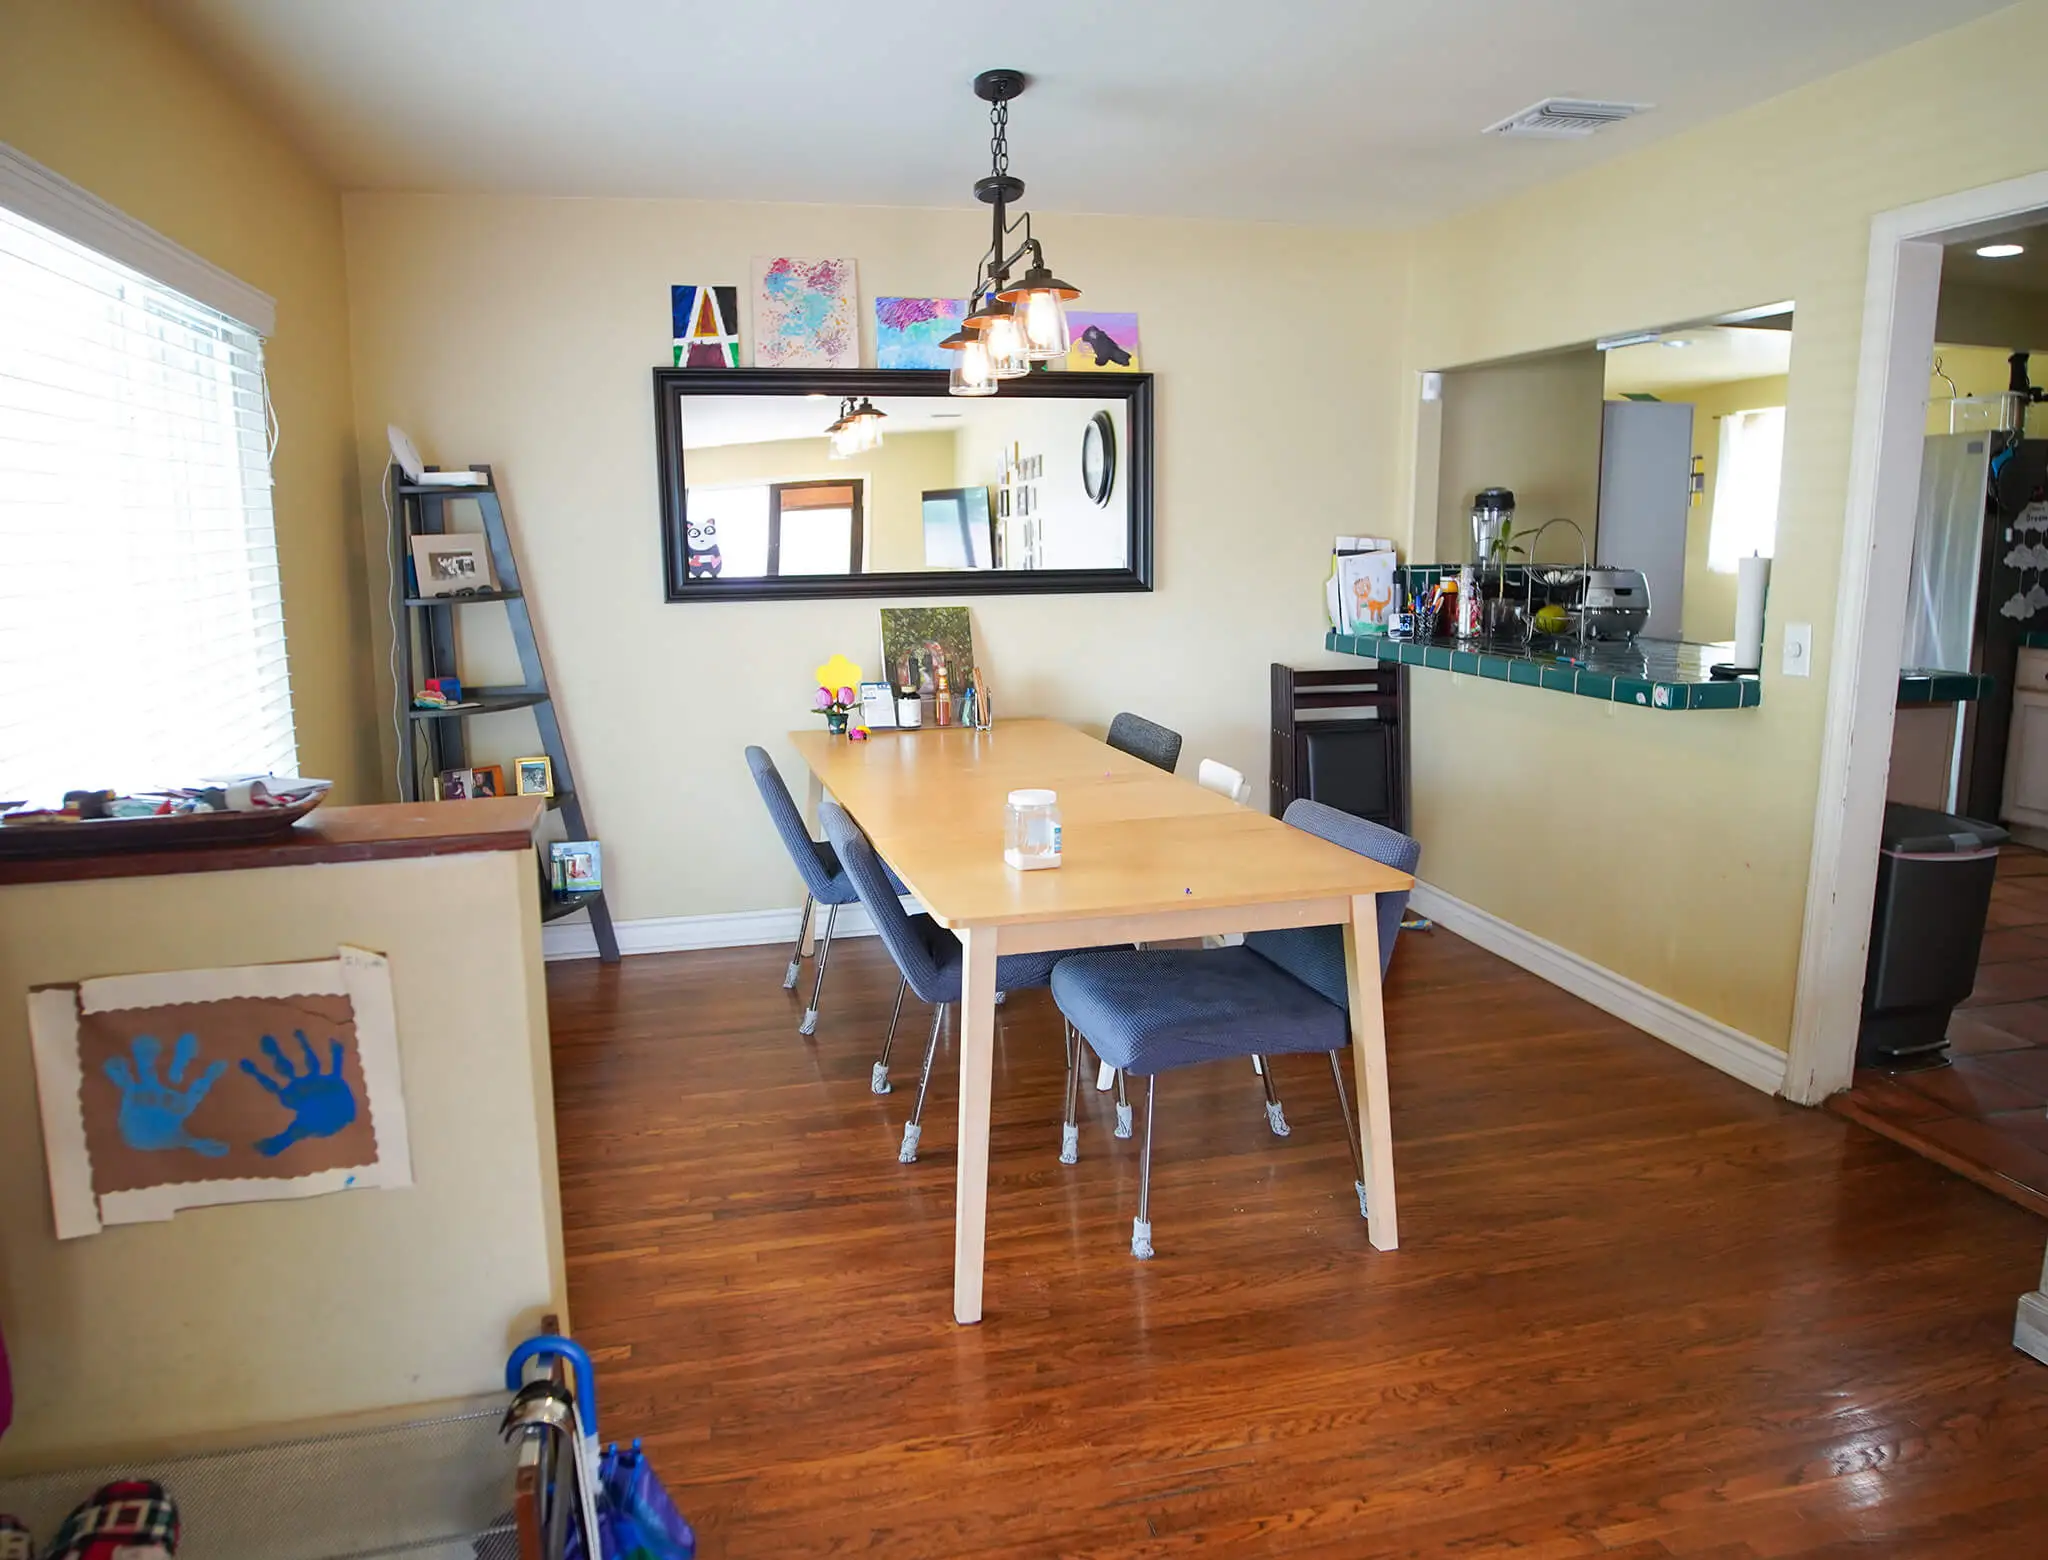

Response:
(801, 769), (825, 956)
(1343, 893), (1397, 1251)
(953, 925), (999, 1323)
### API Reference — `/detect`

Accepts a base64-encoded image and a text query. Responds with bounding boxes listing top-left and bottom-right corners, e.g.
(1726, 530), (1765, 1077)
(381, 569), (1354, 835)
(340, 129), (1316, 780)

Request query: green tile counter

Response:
(1896, 669), (1995, 704)
(1325, 630), (1762, 711)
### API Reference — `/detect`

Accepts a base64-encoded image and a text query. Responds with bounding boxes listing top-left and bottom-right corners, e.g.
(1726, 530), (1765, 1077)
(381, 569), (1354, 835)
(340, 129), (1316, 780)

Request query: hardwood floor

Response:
(547, 922), (2048, 1557)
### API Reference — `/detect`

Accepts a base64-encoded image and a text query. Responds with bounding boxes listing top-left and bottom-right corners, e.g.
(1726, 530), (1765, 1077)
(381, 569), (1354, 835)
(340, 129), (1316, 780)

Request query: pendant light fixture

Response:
(946, 69), (1082, 395)
(824, 396), (886, 457)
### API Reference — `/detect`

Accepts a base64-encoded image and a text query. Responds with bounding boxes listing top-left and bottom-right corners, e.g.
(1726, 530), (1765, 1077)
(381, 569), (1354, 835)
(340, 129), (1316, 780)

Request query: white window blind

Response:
(1707, 405), (1786, 574)
(0, 201), (297, 803)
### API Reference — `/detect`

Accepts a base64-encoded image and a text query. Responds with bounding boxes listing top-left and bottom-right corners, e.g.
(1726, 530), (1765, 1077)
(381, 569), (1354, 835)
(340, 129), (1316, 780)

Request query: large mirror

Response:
(655, 368), (1153, 600)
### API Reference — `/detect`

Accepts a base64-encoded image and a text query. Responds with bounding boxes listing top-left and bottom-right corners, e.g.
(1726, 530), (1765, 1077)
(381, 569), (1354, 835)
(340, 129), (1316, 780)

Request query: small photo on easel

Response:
(515, 755), (554, 797)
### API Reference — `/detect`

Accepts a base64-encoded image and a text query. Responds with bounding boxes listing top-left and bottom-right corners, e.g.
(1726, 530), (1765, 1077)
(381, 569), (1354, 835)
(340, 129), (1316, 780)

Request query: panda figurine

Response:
(686, 517), (722, 580)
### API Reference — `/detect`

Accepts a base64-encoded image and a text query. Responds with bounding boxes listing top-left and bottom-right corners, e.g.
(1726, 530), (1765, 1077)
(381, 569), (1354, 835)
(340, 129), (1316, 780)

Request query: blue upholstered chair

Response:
(745, 746), (903, 1036)
(1050, 800), (1419, 1259)
(1105, 711), (1183, 773)
(821, 799), (1080, 1163)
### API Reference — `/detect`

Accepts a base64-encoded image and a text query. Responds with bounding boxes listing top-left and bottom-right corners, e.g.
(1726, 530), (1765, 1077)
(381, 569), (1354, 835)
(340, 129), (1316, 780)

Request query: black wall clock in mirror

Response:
(654, 368), (1153, 601)
(1081, 409), (1116, 507)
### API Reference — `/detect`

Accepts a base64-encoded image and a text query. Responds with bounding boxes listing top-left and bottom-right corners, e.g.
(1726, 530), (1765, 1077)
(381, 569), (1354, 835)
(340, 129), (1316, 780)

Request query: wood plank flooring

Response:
(547, 922), (2048, 1557)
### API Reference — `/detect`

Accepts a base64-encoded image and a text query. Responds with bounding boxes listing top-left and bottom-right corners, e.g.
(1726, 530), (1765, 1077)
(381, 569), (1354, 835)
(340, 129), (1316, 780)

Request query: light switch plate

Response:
(1783, 622), (1813, 677)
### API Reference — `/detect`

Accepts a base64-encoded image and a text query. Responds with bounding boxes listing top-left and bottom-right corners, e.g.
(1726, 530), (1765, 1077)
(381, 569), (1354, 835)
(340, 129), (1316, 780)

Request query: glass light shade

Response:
(985, 311), (1030, 378)
(844, 412), (884, 453)
(1017, 289), (1070, 359)
(949, 335), (997, 396)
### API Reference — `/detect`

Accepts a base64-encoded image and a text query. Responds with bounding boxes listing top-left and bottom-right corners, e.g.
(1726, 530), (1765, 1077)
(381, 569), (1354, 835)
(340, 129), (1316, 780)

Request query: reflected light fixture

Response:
(825, 396), (886, 457)
(1978, 242), (2026, 259)
(948, 69), (1082, 395)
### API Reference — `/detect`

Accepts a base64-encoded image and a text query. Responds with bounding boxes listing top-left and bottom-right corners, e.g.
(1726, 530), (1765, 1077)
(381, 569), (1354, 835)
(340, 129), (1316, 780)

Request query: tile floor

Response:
(1832, 842), (2048, 1217)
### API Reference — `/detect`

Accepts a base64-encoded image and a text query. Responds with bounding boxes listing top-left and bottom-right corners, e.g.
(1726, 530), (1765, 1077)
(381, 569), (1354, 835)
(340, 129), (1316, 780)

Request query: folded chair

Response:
(1049, 800), (1418, 1259)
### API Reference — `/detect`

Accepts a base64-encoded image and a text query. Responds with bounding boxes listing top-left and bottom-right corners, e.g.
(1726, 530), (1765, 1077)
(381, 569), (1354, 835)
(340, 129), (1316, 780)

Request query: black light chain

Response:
(989, 99), (1010, 179)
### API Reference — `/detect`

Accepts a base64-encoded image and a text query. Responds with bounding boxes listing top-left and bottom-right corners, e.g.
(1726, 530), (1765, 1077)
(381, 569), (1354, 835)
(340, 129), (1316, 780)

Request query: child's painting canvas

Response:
(28, 947), (411, 1239)
(671, 284), (741, 367)
(1065, 312), (1142, 372)
(875, 297), (965, 369)
(751, 257), (859, 368)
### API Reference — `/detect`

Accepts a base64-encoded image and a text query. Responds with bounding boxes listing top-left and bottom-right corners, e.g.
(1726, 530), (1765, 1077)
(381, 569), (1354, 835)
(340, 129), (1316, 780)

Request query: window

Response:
(682, 479), (864, 580)
(1706, 405), (1786, 573)
(0, 196), (295, 802)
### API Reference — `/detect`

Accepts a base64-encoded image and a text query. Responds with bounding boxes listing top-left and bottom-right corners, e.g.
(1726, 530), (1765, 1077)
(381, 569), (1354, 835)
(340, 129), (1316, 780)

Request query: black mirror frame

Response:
(654, 367), (1154, 602)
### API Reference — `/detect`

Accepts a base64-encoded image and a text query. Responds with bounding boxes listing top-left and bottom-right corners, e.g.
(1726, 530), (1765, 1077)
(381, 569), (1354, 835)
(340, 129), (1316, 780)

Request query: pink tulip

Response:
(837, 686), (855, 705)
(813, 686), (831, 709)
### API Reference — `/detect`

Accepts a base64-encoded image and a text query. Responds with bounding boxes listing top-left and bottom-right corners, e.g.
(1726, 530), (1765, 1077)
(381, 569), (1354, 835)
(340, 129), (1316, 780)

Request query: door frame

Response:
(1785, 168), (2048, 1104)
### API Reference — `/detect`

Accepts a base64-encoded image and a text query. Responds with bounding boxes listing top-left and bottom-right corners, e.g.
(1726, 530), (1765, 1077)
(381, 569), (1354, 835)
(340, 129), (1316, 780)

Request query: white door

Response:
(2004, 691), (2048, 825)
(1597, 401), (1693, 639)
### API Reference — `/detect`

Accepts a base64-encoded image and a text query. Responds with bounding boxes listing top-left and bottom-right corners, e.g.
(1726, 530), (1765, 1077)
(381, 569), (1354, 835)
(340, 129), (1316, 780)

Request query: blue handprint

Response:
(104, 1033), (229, 1156)
(241, 1030), (357, 1157)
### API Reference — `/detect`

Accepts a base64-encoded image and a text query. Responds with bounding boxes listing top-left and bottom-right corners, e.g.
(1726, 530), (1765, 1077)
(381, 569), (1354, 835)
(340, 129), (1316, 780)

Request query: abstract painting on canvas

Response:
(875, 297), (965, 370)
(752, 257), (859, 368)
(672, 284), (741, 367)
(1065, 311), (1142, 372)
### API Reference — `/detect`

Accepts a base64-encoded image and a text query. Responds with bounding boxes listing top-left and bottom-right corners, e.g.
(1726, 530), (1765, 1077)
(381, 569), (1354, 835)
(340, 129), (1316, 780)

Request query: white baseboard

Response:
(2019, 1291), (2048, 1367)
(1408, 881), (1789, 1097)
(542, 902), (882, 961)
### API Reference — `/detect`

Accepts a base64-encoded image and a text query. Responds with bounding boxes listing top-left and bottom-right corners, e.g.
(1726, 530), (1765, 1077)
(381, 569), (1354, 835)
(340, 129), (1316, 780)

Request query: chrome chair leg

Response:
(1131, 1073), (1157, 1259)
(899, 1003), (947, 1163)
(1328, 1050), (1368, 1219)
(1260, 1055), (1291, 1137)
(1114, 1068), (1133, 1138)
(783, 893), (814, 988)
(871, 976), (908, 1094)
(798, 902), (838, 1035)
(1060, 1020), (1081, 1165)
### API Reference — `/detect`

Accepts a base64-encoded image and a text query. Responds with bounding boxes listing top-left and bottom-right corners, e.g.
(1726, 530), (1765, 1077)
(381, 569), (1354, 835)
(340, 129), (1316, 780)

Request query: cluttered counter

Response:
(1327, 627), (1762, 710)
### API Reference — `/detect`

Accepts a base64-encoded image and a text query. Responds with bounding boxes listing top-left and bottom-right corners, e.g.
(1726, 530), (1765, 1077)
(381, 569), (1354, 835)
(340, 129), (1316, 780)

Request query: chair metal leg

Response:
(1114, 1068), (1133, 1138)
(783, 893), (813, 988)
(1060, 1020), (1081, 1165)
(1131, 1073), (1157, 1260)
(798, 903), (838, 1035)
(1328, 1050), (1368, 1219)
(1095, 1058), (1115, 1092)
(871, 976), (908, 1094)
(1260, 1055), (1291, 1137)
(899, 1003), (947, 1163)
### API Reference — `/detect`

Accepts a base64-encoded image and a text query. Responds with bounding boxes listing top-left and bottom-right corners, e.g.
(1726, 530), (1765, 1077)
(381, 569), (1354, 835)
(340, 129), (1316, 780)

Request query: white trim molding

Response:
(1787, 169), (2048, 1106)
(0, 141), (276, 335)
(542, 902), (883, 962)
(1410, 882), (1788, 1097)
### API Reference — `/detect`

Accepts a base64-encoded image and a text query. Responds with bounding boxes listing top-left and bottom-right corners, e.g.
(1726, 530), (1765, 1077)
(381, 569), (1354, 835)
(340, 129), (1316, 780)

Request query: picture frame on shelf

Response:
(551, 840), (603, 895)
(515, 756), (554, 797)
(409, 535), (494, 597)
(470, 764), (505, 799)
(437, 768), (472, 801)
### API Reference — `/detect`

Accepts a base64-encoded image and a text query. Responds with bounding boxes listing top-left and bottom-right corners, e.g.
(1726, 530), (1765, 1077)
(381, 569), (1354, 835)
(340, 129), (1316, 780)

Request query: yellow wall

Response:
(1433, 350), (1606, 563)
(0, 0), (377, 802)
(342, 195), (1404, 922)
(0, 849), (564, 1470)
(1650, 374), (1790, 641)
(1924, 341), (2047, 432)
(683, 428), (961, 573)
(1393, 1), (2048, 1053)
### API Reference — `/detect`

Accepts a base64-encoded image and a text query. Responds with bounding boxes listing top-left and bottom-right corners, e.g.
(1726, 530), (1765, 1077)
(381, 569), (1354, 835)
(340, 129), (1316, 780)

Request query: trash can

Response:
(1858, 802), (2008, 1070)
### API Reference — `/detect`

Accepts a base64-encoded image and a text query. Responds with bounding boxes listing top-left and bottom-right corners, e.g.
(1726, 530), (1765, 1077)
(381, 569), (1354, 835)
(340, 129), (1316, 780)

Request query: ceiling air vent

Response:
(1484, 99), (1649, 139)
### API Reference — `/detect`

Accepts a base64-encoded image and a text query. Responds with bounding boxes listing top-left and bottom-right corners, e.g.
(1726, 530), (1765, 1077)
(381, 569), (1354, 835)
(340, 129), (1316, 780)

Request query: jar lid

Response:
(1008, 788), (1057, 807)
(1473, 486), (1515, 512)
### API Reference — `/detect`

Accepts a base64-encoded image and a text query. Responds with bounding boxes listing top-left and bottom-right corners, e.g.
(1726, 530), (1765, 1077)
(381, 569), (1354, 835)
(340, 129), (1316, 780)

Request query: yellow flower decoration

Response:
(814, 654), (862, 700)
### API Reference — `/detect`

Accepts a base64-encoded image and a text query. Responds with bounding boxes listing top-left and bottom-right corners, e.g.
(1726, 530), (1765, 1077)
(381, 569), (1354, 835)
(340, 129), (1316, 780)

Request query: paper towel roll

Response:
(1733, 555), (1772, 670)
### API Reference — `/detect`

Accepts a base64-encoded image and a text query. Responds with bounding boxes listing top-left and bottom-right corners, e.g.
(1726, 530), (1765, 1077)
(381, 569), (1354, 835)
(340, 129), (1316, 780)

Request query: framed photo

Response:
(515, 756), (554, 797)
(470, 764), (505, 799)
(550, 840), (603, 894)
(409, 535), (493, 598)
(437, 768), (472, 801)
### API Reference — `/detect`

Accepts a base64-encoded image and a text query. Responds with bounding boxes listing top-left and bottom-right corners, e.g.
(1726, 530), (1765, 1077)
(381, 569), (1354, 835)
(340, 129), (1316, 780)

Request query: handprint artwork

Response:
(104, 1033), (230, 1157)
(241, 1030), (359, 1157)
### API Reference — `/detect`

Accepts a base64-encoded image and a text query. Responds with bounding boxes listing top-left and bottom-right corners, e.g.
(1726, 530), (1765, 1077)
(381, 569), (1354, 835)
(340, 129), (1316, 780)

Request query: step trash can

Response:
(1858, 802), (2008, 1070)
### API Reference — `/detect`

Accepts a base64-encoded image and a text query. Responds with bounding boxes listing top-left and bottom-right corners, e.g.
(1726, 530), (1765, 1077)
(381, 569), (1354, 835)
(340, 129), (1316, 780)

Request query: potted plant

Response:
(813, 654), (863, 736)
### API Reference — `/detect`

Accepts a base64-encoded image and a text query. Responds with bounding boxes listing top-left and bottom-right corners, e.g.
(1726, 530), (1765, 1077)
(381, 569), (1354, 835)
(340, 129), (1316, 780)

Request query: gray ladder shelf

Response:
(392, 463), (620, 962)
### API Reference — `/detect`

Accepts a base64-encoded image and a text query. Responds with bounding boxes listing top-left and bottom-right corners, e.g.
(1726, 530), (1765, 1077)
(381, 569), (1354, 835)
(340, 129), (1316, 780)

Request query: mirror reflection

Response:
(677, 392), (1130, 582)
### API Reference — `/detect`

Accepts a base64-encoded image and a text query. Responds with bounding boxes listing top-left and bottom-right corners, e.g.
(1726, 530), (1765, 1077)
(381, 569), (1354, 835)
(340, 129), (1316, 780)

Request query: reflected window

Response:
(684, 479), (863, 579)
(1708, 407), (1785, 572)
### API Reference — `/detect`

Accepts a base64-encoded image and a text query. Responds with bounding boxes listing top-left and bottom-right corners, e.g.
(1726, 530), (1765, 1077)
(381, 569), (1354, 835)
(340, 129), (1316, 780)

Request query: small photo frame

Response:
(550, 840), (603, 895)
(515, 756), (554, 797)
(470, 764), (505, 799)
(438, 768), (472, 801)
(410, 535), (493, 597)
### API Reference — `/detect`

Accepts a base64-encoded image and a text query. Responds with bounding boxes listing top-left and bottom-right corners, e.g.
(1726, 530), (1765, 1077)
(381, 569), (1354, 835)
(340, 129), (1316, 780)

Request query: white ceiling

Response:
(1944, 222), (2048, 294)
(152, 0), (2010, 226)
(1605, 326), (1793, 396)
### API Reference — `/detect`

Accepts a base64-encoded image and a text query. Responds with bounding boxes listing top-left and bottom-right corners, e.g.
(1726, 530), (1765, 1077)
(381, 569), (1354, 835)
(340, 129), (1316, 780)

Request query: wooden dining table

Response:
(787, 718), (1412, 1323)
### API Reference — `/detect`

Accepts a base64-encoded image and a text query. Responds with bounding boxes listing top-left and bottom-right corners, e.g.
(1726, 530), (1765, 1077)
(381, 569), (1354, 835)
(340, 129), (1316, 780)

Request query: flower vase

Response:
(826, 710), (849, 736)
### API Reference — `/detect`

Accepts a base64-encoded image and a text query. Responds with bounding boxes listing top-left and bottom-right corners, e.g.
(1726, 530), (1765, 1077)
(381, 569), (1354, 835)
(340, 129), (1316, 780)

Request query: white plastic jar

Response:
(1003, 788), (1062, 871)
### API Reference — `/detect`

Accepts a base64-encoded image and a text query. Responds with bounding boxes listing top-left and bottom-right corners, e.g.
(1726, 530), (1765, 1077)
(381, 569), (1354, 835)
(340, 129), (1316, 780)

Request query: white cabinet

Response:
(2002, 653), (2048, 828)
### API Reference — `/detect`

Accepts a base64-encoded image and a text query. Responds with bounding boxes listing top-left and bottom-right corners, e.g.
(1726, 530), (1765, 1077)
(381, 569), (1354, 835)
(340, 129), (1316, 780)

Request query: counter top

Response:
(1327, 630), (1762, 710)
(0, 796), (544, 887)
(1896, 668), (1995, 704)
